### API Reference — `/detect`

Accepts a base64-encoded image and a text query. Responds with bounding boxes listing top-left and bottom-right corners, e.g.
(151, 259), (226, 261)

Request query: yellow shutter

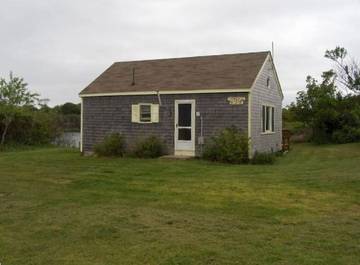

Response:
(151, 104), (159, 123)
(131, 104), (140, 123)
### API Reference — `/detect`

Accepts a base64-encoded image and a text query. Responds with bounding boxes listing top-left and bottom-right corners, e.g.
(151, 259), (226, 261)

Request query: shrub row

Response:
(0, 105), (80, 147)
(94, 134), (165, 158)
(94, 128), (279, 164)
(0, 109), (62, 146)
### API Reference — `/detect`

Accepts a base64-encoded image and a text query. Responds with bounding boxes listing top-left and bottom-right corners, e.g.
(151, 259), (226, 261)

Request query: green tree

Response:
(290, 72), (340, 143)
(290, 71), (337, 125)
(0, 72), (39, 145)
(325, 46), (360, 94)
(55, 102), (80, 115)
(52, 102), (81, 132)
(290, 47), (360, 144)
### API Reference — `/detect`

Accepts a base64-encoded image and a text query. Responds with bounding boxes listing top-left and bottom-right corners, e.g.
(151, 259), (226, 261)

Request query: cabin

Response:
(79, 51), (283, 157)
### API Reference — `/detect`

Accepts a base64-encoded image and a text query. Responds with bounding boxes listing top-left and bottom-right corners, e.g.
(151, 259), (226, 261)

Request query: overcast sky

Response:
(1, 0), (359, 106)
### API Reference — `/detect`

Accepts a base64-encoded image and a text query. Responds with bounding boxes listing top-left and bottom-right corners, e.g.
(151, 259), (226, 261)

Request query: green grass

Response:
(0, 143), (360, 265)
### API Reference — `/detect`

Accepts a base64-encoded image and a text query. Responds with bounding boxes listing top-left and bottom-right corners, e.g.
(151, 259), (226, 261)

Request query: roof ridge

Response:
(113, 51), (270, 64)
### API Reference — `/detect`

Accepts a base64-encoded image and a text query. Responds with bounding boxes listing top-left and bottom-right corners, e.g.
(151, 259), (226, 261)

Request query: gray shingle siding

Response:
(250, 56), (283, 156)
(82, 92), (249, 156)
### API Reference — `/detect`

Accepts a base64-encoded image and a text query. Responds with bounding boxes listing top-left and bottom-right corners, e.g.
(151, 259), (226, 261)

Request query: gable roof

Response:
(80, 51), (270, 96)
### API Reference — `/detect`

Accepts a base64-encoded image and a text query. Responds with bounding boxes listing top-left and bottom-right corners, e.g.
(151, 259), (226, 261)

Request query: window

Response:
(262, 105), (275, 133)
(139, 104), (151, 122)
(266, 77), (271, 88)
(131, 104), (159, 123)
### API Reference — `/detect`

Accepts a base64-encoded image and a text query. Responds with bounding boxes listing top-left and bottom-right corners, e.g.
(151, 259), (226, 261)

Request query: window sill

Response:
(261, 131), (275, 135)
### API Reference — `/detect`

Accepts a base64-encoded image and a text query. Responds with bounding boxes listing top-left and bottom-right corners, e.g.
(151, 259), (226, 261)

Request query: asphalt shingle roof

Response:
(80, 51), (269, 95)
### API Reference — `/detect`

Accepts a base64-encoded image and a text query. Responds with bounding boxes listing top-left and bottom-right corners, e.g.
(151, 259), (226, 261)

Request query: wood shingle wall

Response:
(82, 92), (249, 156)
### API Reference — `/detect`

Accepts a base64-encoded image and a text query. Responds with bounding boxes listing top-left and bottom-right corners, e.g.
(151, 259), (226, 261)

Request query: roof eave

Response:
(79, 88), (251, 97)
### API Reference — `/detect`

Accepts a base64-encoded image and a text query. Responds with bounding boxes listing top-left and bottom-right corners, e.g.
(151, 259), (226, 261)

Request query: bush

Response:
(203, 127), (249, 164)
(1, 109), (62, 146)
(133, 136), (164, 158)
(28, 111), (62, 145)
(332, 126), (360, 144)
(94, 133), (125, 157)
(251, 152), (276, 165)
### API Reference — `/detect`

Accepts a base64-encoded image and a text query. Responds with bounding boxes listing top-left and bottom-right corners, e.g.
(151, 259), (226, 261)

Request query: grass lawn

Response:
(0, 144), (360, 265)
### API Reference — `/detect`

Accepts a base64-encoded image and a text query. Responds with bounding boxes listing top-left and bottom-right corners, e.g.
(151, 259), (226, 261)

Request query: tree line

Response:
(0, 74), (80, 147)
(284, 47), (360, 144)
(1, 46), (359, 149)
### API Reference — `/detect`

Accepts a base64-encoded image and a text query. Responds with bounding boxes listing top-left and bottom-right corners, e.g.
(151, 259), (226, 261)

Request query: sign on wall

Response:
(227, 97), (246, 105)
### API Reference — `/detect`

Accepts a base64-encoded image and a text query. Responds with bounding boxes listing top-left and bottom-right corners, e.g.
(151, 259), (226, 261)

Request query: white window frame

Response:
(262, 105), (275, 134)
(139, 103), (152, 123)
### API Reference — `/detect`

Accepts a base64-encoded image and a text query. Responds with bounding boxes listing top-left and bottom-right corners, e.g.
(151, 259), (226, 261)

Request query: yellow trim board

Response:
(248, 92), (252, 158)
(80, 88), (250, 97)
(80, 98), (83, 153)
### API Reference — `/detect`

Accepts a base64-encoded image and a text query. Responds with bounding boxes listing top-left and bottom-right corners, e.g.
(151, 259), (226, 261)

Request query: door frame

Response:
(174, 99), (196, 156)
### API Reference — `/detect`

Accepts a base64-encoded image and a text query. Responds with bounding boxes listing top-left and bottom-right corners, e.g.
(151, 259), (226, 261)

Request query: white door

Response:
(174, 100), (195, 156)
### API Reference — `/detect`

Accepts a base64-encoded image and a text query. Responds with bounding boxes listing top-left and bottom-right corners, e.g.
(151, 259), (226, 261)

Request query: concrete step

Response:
(160, 155), (194, 160)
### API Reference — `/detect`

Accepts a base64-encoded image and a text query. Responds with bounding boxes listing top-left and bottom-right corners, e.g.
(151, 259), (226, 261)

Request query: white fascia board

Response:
(79, 88), (250, 97)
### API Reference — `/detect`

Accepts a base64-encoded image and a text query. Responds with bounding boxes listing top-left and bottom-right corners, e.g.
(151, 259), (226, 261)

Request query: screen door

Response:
(175, 100), (195, 153)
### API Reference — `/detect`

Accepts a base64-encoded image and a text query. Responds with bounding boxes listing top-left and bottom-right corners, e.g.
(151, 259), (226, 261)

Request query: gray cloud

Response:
(1, 0), (359, 105)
